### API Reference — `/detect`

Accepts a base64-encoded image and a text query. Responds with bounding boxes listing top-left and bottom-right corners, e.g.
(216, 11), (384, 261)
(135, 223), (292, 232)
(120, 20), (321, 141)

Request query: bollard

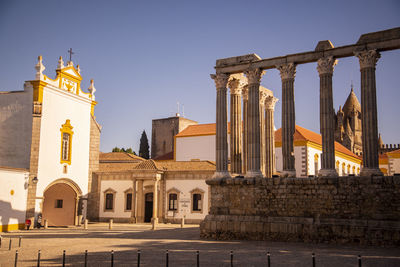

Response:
(137, 250), (141, 267)
(166, 249), (169, 267)
(44, 220), (48, 229)
(230, 250), (233, 267)
(19, 237), (21, 248)
(181, 216), (185, 228)
(312, 252), (315, 267)
(267, 251), (270, 267)
(14, 250), (18, 267)
(111, 250), (114, 267)
(84, 219), (88, 230)
(84, 250), (88, 267)
(196, 250), (199, 267)
(62, 250), (66, 267)
(37, 250), (41, 267)
(109, 219), (113, 230)
(358, 255), (361, 267)
(9, 238), (12, 250)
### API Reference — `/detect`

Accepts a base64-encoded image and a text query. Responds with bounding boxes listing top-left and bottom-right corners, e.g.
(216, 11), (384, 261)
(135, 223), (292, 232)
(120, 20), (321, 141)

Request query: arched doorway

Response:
(42, 180), (81, 226)
(144, 193), (153, 223)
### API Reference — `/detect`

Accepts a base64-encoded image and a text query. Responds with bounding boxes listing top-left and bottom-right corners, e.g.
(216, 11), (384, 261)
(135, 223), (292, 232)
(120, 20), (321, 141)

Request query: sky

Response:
(0, 0), (399, 154)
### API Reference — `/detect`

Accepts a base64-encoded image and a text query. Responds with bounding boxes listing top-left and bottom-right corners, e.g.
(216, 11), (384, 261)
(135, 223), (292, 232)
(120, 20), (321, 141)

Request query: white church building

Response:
(0, 56), (100, 230)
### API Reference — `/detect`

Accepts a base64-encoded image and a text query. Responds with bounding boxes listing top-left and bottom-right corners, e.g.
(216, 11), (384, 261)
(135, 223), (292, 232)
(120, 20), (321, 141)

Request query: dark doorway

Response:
(144, 193), (153, 222)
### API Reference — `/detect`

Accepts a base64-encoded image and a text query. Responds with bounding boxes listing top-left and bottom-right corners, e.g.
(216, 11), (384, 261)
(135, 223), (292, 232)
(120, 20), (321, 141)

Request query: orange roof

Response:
(176, 122), (231, 137)
(388, 148), (400, 155)
(176, 122), (359, 160)
(99, 152), (145, 162)
(275, 125), (360, 159)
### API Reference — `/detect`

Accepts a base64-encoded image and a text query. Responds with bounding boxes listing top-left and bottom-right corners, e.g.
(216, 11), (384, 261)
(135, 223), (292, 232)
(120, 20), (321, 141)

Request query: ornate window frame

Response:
(124, 188), (133, 212)
(190, 188), (205, 214)
(342, 163), (346, 176)
(103, 188), (116, 212)
(60, 119), (74, 165)
(167, 187), (180, 212)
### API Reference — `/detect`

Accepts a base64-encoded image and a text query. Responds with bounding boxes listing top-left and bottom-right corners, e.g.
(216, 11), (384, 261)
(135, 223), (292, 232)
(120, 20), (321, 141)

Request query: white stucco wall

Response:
(275, 146), (306, 177)
(0, 84), (33, 169)
(389, 157), (400, 175)
(100, 180), (133, 218)
(165, 179), (209, 221)
(0, 168), (29, 229)
(175, 134), (230, 161)
(36, 84), (92, 199)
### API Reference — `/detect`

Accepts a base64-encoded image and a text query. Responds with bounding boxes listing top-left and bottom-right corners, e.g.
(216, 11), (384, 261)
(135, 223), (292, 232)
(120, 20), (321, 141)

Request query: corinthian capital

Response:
(355, 50), (380, 69)
(276, 63), (296, 80)
(317, 56), (338, 75)
(210, 73), (229, 89)
(241, 85), (248, 101)
(244, 68), (265, 84)
(228, 78), (245, 95)
(265, 96), (278, 110)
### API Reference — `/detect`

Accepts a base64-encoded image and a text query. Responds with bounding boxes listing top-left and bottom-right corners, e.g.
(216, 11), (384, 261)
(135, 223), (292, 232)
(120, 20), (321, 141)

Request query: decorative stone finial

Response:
(35, 55), (45, 80)
(57, 56), (64, 70)
(76, 65), (81, 74)
(88, 79), (96, 96)
(67, 61), (73, 67)
(355, 49), (380, 69)
(244, 68), (265, 84)
(276, 63), (296, 80)
(210, 73), (229, 89)
(317, 56), (338, 75)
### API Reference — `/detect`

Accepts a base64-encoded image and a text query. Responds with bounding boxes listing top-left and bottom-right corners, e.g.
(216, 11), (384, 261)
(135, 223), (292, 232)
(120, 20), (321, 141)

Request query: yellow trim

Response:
(380, 168), (387, 174)
(388, 153), (400, 159)
(60, 119), (74, 165)
(314, 153), (319, 161)
(1, 223), (25, 232)
(379, 158), (388, 164)
(91, 101), (97, 116)
(29, 80), (48, 103)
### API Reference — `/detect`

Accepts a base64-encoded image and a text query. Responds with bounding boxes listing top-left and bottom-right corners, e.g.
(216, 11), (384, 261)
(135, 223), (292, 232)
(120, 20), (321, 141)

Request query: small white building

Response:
(0, 56), (100, 227)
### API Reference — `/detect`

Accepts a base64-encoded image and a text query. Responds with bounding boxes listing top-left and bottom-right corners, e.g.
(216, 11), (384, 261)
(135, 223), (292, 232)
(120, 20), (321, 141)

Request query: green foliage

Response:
(112, 146), (136, 155)
(112, 147), (120, 152)
(139, 130), (150, 159)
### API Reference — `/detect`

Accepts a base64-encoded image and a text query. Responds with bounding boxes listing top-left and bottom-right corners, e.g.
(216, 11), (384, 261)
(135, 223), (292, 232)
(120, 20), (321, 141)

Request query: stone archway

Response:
(42, 179), (82, 226)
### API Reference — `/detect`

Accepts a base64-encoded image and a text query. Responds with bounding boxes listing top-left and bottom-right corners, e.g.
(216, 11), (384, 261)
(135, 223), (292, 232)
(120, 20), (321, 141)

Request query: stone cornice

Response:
(355, 49), (380, 69)
(276, 63), (296, 80)
(244, 68), (265, 84)
(317, 56), (338, 75)
(210, 73), (229, 89)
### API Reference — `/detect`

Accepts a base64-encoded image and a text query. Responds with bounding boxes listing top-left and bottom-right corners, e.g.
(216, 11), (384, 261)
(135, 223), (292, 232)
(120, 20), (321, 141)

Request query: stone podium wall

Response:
(200, 176), (400, 246)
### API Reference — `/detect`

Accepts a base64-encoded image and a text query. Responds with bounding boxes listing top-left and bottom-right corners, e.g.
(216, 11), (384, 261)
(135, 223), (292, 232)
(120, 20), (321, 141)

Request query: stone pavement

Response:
(0, 223), (399, 266)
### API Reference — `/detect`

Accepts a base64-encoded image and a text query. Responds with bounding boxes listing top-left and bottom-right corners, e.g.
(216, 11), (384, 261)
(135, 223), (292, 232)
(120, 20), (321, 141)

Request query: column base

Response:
(280, 170), (296, 178)
(318, 168), (338, 178)
(245, 170), (263, 178)
(212, 171), (232, 179)
(360, 167), (383, 177)
(129, 217), (137, 224)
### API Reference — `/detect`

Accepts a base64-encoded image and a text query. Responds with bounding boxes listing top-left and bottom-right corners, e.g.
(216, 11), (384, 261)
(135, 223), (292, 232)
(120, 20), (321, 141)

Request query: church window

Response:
(103, 188), (116, 212)
(55, 199), (63, 208)
(125, 193), (132, 211)
(314, 154), (319, 176)
(352, 166), (356, 175)
(347, 164), (351, 174)
(169, 193), (178, 211)
(342, 163), (346, 176)
(357, 167), (360, 175)
(190, 188), (204, 213)
(336, 161), (340, 174)
(60, 119), (74, 165)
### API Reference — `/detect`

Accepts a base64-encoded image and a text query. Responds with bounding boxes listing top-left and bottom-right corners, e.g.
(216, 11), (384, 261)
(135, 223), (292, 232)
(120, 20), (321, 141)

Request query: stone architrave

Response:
(211, 73), (231, 179)
(228, 78), (244, 175)
(244, 68), (265, 178)
(242, 85), (248, 175)
(317, 56), (338, 177)
(355, 50), (383, 177)
(265, 96), (278, 178)
(276, 63), (297, 177)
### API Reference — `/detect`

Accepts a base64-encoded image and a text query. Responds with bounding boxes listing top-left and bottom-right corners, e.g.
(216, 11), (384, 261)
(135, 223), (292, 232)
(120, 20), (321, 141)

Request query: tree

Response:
(126, 148), (133, 154)
(139, 130), (150, 159)
(112, 147), (120, 152)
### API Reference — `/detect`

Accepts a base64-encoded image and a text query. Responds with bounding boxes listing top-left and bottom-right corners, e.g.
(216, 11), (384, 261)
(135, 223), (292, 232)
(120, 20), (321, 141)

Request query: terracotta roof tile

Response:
(156, 160), (216, 171)
(98, 162), (141, 172)
(176, 123), (231, 137)
(99, 152), (145, 162)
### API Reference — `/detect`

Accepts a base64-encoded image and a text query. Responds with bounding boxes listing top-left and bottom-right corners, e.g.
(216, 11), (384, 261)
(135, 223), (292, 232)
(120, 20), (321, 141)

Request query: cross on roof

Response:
(68, 48), (74, 62)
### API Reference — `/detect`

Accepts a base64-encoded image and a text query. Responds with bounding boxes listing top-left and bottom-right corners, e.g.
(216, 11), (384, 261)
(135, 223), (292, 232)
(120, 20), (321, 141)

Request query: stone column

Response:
(244, 68), (265, 178)
(317, 56), (338, 177)
(228, 78), (243, 175)
(211, 73), (231, 179)
(152, 178), (159, 228)
(130, 178), (137, 223)
(265, 96), (278, 178)
(355, 50), (383, 177)
(259, 91), (267, 176)
(137, 180), (144, 223)
(277, 63), (297, 177)
(242, 86), (248, 174)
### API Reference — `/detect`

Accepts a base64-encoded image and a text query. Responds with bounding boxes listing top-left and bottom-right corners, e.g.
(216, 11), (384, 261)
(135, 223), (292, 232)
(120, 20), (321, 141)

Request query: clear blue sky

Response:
(1, 0), (399, 153)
